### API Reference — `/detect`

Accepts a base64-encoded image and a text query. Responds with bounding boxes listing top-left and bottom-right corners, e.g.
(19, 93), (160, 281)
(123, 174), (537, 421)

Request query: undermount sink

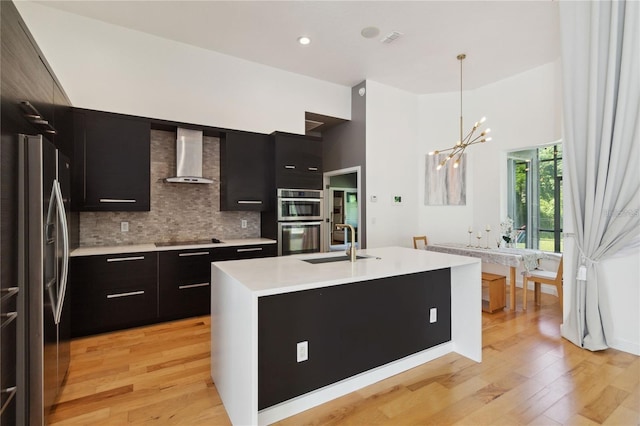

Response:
(302, 255), (374, 264)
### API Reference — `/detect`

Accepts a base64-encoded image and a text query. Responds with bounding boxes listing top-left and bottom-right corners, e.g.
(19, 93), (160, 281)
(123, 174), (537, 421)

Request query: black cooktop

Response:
(155, 238), (222, 247)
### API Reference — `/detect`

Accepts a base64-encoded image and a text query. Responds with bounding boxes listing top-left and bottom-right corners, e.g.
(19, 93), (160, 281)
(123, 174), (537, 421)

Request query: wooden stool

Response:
(481, 272), (506, 313)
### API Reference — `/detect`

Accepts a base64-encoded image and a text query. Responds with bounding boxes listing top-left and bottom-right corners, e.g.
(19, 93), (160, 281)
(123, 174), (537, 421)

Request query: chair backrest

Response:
(555, 255), (563, 281)
(413, 236), (428, 249)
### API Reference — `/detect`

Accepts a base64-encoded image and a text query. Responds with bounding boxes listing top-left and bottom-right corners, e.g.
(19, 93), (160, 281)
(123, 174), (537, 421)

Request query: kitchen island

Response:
(210, 246), (481, 425)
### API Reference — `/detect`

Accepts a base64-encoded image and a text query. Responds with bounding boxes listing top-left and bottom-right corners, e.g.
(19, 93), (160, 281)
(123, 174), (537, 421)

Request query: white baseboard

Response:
(608, 337), (640, 356)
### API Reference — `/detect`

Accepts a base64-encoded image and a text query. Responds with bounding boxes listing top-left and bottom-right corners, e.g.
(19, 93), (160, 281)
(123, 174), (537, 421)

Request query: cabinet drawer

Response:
(213, 244), (277, 261)
(69, 252), (157, 336)
(71, 252), (157, 294)
(72, 287), (157, 336)
(158, 249), (213, 320)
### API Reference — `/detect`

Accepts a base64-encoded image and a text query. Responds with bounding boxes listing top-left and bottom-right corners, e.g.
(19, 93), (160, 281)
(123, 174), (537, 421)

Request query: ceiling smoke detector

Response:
(380, 31), (403, 44)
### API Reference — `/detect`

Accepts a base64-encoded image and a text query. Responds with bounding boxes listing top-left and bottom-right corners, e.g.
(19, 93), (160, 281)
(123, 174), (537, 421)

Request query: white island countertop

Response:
(212, 246), (479, 297)
(211, 245), (482, 425)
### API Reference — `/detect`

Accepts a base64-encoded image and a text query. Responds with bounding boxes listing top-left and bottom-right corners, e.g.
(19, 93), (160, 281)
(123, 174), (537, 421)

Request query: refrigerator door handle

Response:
(53, 179), (69, 325)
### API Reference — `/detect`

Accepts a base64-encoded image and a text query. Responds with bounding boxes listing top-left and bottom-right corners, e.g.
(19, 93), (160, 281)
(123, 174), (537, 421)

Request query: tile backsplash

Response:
(79, 130), (261, 246)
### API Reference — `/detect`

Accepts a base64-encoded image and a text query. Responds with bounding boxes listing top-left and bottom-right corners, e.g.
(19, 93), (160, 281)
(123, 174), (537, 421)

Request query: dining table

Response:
(425, 243), (546, 311)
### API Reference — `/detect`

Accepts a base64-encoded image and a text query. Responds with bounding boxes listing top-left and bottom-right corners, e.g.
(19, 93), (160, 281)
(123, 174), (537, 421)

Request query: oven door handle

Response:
(278, 198), (323, 202)
(281, 221), (323, 227)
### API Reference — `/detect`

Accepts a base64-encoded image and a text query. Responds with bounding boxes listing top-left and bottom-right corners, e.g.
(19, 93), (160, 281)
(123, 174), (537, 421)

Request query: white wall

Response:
(365, 81), (419, 248)
(417, 61), (563, 245)
(15, 1), (351, 134)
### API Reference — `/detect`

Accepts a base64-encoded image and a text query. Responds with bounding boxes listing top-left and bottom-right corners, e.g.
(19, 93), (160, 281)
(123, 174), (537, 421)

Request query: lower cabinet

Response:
(69, 243), (277, 336)
(257, 269), (452, 410)
(70, 252), (157, 337)
(158, 249), (214, 321)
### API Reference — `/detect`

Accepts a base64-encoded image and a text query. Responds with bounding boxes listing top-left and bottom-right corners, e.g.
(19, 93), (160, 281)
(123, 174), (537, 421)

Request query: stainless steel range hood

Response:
(165, 128), (214, 184)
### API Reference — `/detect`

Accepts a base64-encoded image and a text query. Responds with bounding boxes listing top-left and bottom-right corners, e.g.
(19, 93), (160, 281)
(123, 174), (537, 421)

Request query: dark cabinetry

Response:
(70, 252), (157, 337)
(220, 131), (271, 211)
(72, 109), (150, 211)
(158, 249), (214, 320)
(214, 243), (277, 261)
(273, 132), (322, 190)
(258, 269), (452, 409)
(69, 243), (277, 336)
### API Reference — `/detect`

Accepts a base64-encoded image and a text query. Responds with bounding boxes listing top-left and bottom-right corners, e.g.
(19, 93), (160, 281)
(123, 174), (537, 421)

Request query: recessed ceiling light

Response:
(361, 27), (380, 39)
(297, 36), (311, 45)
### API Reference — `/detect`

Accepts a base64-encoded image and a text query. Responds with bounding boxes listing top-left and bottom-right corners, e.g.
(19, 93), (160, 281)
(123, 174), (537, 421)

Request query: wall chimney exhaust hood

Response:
(165, 128), (214, 184)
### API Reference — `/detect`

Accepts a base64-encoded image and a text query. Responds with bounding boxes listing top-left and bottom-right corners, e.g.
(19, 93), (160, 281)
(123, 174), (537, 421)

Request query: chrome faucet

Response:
(336, 224), (357, 262)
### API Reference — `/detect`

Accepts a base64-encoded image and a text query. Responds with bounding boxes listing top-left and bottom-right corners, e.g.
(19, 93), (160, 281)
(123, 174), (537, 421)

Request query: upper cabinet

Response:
(220, 131), (272, 211)
(273, 132), (323, 190)
(72, 109), (150, 211)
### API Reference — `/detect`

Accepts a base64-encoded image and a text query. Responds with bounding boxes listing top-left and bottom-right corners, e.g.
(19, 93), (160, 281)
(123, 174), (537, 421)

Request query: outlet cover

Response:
(241, 219), (247, 229)
(296, 341), (308, 362)
(120, 221), (129, 232)
(429, 307), (437, 323)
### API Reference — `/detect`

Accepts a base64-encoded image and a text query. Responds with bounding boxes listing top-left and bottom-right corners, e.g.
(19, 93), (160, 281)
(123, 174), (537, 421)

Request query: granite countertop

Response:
(212, 246), (480, 296)
(70, 238), (277, 257)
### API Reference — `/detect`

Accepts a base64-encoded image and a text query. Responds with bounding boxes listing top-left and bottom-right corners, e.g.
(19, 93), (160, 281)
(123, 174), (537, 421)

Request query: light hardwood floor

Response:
(51, 289), (639, 425)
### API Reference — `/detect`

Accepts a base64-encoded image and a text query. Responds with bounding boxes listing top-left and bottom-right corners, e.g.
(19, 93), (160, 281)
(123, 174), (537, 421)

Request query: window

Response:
(507, 144), (563, 252)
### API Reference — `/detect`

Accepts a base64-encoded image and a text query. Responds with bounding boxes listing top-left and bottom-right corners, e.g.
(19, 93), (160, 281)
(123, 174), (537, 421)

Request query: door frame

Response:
(323, 166), (362, 252)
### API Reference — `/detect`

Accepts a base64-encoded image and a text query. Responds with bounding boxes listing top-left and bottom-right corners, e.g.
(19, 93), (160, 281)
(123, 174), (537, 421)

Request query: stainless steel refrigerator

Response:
(18, 134), (70, 424)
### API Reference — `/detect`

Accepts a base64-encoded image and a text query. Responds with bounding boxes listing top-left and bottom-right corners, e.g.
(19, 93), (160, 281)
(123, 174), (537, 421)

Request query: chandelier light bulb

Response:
(485, 137), (492, 142)
(453, 160), (459, 168)
(479, 116), (486, 124)
(436, 163), (443, 170)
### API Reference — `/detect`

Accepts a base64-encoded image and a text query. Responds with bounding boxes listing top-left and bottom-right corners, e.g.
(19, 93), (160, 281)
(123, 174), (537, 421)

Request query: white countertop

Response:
(212, 246), (480, 296)
(70, 238), (276, 257)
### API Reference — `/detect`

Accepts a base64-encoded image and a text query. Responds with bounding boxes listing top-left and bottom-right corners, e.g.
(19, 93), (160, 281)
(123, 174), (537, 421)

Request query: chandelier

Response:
(428, 53), (491, 170)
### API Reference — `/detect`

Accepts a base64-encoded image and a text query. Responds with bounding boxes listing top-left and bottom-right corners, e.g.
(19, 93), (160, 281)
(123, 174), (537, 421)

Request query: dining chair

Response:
(412, 236), (428, 249)
(523, 256), (563, 311)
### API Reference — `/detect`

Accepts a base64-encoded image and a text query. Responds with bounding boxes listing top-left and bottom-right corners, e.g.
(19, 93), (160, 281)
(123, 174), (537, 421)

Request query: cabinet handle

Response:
(178, 283), (210, 290)
(284, 165), (296, 169)
(99, 198), (136, 203)
(237, 200), (263, 205)
(106, 290), (145, 299)
(107, 256), (145, 262)
(0, 312), (17, 329)
(178, 251), (210, 257)
(0, 386), (17, 416)
(308, 167), (319, 171)
(236, 247), (263, 253)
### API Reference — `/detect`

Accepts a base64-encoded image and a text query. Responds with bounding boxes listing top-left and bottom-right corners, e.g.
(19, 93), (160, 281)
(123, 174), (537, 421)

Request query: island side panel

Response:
(257, 269), (451, 410)
(451, 261), (482, 362)
(211, 264), (258, 426)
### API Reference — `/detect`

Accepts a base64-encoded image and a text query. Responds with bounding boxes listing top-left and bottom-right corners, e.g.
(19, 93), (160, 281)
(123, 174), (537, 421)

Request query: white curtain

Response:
(559, 1), (640, 350)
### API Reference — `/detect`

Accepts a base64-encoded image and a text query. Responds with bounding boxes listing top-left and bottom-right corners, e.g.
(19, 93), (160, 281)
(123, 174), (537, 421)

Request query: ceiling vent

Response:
(381, 31), (403, 44)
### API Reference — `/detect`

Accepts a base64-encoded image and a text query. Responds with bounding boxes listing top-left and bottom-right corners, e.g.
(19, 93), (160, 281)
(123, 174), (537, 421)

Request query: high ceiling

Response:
(34, 1), (561, 95)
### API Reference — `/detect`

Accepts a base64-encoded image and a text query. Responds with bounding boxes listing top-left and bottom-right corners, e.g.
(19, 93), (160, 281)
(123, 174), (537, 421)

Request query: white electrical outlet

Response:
(429, 307), (437, 323)
(296, 341), (308, 362)
(241, 219), (247, 229)
(120, 221), (129, 232)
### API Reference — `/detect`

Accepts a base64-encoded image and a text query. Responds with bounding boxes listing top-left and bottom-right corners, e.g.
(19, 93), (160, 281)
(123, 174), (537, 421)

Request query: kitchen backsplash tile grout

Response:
(79, 130), (260, 246)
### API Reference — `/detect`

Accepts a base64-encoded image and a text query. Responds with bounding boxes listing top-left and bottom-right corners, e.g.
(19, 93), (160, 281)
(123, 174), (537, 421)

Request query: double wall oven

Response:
(277, 188), (323, 256)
